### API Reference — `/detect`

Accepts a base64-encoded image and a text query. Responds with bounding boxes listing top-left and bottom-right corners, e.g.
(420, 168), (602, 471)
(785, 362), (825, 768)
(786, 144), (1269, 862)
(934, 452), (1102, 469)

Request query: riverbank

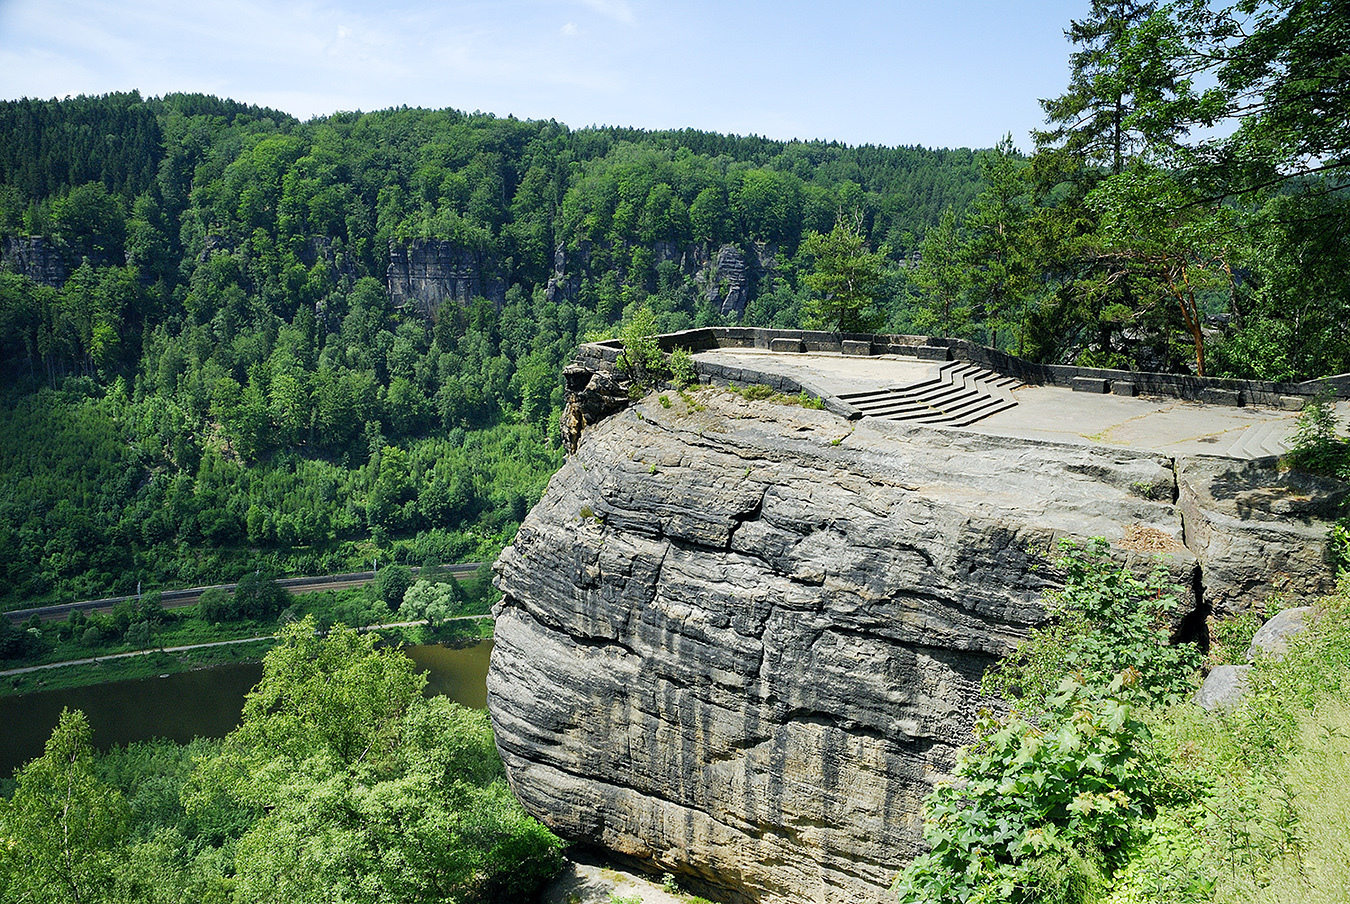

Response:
(0, 615), (492, 697)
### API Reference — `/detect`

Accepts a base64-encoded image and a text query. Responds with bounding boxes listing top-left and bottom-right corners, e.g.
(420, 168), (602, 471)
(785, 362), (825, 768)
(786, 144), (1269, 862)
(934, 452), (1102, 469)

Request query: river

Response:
(0, 640), (494, 779)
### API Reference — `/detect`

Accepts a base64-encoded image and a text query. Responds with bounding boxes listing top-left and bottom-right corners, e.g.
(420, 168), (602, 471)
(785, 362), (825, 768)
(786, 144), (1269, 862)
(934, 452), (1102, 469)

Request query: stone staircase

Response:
(1224, 420), (1293, 459)
(836, 361), (1020, 427)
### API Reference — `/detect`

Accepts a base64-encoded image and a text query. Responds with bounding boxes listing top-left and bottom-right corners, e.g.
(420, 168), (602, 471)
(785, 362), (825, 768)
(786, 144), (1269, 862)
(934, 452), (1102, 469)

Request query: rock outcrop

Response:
(490, 332), (1342, 903)
(703, 244), (750, 318)
(2, 235), (68, 287)
(1176, 460), (1344, 618)
(492, 392), (1281, 903)
(386, 239), (504, 317)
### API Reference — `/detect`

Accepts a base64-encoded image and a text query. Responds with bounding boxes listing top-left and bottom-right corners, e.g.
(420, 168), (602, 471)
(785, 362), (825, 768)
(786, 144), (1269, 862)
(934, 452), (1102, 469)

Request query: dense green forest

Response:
(904, 0), (1350, 378)
(1, 0), (1347, 616)
(0, 91), (986, 609)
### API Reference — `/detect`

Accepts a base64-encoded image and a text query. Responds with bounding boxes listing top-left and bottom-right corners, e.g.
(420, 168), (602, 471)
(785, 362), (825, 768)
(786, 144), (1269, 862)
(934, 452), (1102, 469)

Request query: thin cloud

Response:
(574, 0), (633, 24)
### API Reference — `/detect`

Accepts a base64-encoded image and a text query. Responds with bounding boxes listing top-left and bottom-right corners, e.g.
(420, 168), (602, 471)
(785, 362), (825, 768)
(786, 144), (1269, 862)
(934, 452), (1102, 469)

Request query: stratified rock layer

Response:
(493, 387), (1329, 903)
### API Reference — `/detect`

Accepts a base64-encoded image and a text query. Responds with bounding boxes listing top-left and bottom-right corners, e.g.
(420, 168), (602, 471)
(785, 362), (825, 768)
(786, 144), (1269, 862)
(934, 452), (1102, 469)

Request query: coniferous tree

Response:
(800, 214), (890, 334)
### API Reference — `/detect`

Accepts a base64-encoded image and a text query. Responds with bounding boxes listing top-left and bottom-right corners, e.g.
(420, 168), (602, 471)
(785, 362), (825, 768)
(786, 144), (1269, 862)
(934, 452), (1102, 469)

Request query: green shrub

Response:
(897, 539), (1207, 904)
(1283, 392), (1346, 476)
(124, 620), (152, 648)
(670, 347), (697, 389)
(196, 587), (233, 622)
(232, 572), (292, 621)
(983, 538), (1202, 713)
(617, 305), (667, 390)
(895, 678), (1165, 904)
(375, 564), (413, 608)
(797, 391), (825, 409)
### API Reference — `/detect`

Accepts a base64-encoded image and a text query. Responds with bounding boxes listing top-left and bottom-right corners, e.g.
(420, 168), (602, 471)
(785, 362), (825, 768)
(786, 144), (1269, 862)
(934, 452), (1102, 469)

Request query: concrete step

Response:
(836, 361), (1020, 428)
(905, 397), (1014, 427)
(926, 391), (1012, 419)
(1260, 421), (1293, 456)
(943, 396), (1019, 426)
(837, 380), (942, 402)
(1225, 420), (1294, 459)
(855, 399), (948, 418)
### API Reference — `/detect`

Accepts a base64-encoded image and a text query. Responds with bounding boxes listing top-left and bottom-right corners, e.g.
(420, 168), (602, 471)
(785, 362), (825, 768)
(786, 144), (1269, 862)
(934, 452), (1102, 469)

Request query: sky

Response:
(0, 0), (1090, 151)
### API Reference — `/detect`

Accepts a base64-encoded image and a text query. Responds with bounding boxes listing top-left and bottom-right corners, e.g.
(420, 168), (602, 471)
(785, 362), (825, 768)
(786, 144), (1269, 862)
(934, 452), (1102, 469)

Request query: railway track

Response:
(4, 563), (485, 626)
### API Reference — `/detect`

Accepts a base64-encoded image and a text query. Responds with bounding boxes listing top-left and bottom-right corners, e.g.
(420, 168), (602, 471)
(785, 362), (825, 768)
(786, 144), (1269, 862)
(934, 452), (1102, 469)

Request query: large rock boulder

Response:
(1175, 459), (1344, 618)
(1196, 664), (1252, 711)
(1248, 606), (1315, 660)
(490, 391), (1213, 904)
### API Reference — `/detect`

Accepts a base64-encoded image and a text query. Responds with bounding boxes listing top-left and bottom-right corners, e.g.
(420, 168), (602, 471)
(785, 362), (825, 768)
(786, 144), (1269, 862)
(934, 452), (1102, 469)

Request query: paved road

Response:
(0, 614), (494, 678)
(4, 563), (485, 626)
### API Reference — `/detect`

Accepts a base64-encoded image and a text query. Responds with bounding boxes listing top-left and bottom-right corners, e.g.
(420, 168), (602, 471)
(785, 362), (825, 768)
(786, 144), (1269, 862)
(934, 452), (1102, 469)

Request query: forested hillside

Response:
(0, 91), (985, 607)
(3, 0), (1347, 614)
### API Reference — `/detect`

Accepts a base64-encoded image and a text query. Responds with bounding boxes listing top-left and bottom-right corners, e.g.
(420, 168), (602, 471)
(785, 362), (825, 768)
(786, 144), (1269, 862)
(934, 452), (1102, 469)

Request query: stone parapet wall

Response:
(574, 328), (1332, 409)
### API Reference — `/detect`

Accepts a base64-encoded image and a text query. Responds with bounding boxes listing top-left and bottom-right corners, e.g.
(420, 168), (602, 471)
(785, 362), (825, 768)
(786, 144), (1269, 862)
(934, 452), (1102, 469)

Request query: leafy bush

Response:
(196, 587), (232, 622)
(984, 538), (1201, 713)
(233, 572), (293, 621)
(669, 346), (697, 389)
(897, 539), (1205, 904)
(0, 618), (43, 661)
(399, 578), (464, 627)
(182, 619), (563, 904)
(617, 305), (667, 391)
(375, 564), (414, 608)
(1283, 392), (1347, 476)
(124, 620), (152, 647)
(896, 679), (1165, 904)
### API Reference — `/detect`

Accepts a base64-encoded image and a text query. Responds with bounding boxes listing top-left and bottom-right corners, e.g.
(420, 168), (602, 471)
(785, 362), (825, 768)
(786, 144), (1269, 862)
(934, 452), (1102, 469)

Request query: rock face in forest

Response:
(2, 235), (68, 287)
(488, 356), (1339, 903)
(386, 239), (504, 316)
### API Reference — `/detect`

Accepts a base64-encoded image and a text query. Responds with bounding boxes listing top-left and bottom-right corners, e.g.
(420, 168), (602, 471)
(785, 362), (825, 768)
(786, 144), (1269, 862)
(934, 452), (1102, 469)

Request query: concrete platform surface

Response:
(696, 348), (941, 395)
(694, 348), (1336, 460)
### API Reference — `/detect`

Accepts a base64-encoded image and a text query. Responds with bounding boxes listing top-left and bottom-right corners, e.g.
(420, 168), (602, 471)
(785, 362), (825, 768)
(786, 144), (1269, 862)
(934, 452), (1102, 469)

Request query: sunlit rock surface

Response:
(489, 385), (1336, 904)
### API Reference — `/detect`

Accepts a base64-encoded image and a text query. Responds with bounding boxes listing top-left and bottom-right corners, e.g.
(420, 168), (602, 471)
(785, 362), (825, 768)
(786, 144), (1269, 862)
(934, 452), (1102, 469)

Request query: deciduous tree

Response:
(0, 709), (128, 904)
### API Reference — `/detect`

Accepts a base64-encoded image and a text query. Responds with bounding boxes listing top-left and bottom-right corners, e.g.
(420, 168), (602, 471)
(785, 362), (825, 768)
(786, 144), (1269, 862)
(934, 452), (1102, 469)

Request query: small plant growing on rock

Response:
(670, 346), (697, 389)
(1284, 391), (1347, 476)
(618, 305), (669, 392)
(797, 391), (825, 409)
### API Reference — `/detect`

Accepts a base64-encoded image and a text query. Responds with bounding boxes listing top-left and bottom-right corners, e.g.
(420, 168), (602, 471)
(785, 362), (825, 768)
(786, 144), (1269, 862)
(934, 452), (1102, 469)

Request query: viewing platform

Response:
(574, 328), (1347, 462)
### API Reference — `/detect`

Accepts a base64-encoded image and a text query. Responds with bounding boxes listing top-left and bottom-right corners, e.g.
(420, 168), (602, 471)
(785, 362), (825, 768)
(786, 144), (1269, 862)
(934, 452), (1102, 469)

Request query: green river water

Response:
(1, 640), (494, 778)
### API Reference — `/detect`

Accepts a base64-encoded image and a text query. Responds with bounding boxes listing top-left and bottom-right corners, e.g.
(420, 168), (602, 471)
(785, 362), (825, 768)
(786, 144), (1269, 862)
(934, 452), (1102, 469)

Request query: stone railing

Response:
(575, 327), (1335, 410)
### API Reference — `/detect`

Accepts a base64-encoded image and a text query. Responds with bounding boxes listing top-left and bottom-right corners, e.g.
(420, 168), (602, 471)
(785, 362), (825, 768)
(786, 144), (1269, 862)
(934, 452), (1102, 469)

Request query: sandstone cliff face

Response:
(2, 235), (68, 287)
(386, 239), (504, 316)
(488, 385), (1307, 903)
